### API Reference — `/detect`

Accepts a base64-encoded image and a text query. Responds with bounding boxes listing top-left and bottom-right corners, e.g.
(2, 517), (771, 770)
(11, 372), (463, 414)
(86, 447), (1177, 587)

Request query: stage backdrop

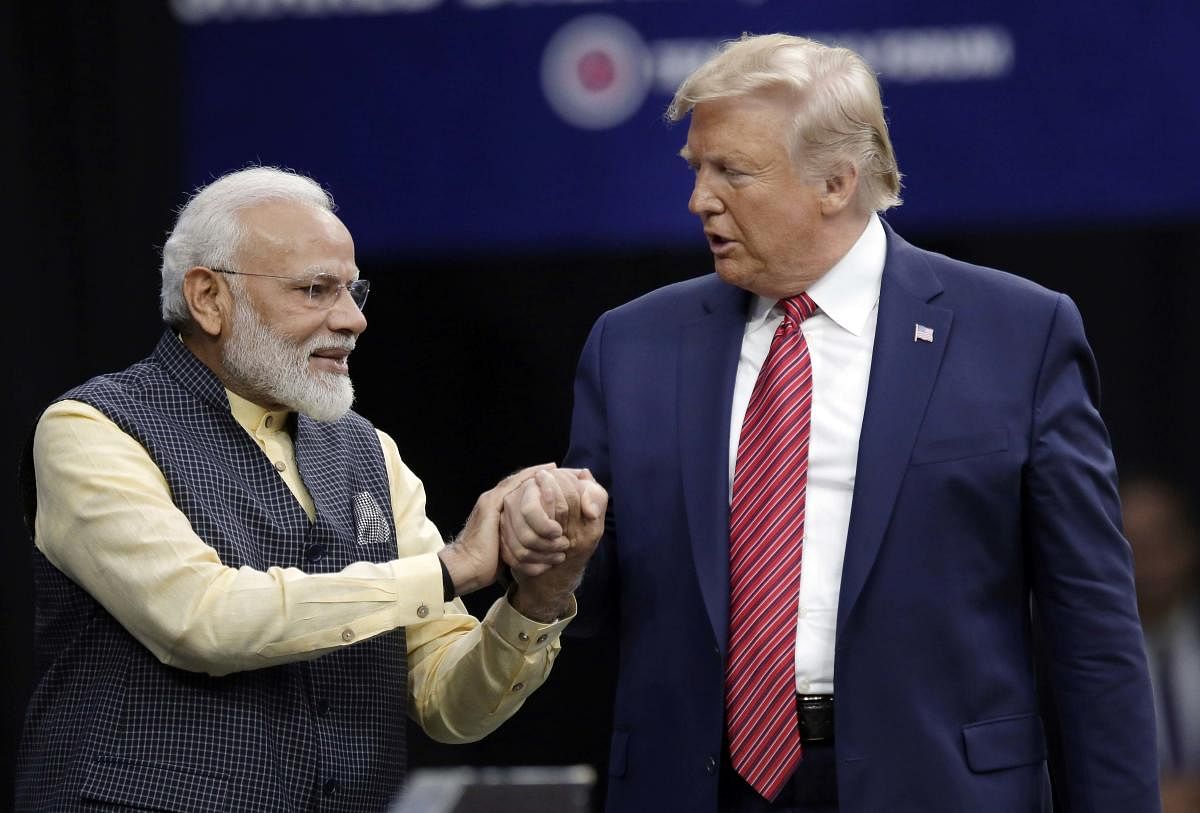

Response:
(173, 0), (1200, 258)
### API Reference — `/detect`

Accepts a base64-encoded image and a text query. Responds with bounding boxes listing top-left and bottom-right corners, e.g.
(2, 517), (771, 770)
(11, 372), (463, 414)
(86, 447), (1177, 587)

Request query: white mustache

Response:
(305, 336), (356, 355)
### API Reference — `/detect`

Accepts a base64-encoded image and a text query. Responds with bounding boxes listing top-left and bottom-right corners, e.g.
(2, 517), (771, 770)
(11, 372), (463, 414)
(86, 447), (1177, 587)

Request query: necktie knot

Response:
(779, 293), (817, 328)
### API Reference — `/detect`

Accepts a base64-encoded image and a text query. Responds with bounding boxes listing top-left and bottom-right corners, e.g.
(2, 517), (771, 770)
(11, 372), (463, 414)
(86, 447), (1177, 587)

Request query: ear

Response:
(182, 267), (231, 338)
(819, 163), (860, 216)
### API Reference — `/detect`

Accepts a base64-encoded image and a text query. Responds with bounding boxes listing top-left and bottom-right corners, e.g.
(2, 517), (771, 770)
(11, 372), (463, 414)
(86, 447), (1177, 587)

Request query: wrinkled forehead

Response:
(235, 200), (354, 271)
(681, 93), (799, 158)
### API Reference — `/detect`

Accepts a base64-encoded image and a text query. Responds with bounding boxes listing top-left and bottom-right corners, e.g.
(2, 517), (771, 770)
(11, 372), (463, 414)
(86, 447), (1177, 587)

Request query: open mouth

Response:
(310, 349), (351, 374)
(707, 232), (736, 255)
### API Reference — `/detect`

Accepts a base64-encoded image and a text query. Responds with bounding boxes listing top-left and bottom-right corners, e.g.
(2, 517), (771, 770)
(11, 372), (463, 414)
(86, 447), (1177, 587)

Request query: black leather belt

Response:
(797, 694), (835, 744)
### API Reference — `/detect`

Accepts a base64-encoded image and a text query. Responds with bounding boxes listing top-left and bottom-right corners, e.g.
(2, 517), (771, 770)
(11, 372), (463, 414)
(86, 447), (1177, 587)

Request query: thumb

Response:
(580, 481), (608, 521)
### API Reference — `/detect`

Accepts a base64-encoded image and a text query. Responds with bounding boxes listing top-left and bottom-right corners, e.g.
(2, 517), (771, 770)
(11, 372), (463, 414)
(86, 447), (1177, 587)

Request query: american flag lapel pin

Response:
(913, 323), (934, 343)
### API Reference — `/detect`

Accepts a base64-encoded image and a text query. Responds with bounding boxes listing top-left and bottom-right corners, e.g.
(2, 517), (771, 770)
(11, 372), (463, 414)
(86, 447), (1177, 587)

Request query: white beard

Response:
(222, 298), (356, 422)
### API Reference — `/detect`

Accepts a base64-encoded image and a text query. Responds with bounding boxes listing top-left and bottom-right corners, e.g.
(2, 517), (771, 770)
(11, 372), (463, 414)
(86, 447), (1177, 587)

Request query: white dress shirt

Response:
(728, 213), (886, 695)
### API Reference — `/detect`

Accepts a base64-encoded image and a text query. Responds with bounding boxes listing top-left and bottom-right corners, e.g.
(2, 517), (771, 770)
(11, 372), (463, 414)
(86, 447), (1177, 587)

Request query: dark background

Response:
(5, 3), (1200, 807)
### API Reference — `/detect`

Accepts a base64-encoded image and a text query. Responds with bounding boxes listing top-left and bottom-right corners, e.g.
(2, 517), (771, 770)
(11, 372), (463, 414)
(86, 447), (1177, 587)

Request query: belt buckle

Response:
(797, 694), (835, 744)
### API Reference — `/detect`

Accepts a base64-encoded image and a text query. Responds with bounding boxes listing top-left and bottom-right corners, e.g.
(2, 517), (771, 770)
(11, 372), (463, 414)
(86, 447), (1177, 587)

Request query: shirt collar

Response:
(748, 213), (886, 336)
(226, 388), (291, 437)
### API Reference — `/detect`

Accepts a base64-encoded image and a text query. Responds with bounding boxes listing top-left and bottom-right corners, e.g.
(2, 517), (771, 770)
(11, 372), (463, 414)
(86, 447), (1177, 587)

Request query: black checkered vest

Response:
(17, 332), (409, 812)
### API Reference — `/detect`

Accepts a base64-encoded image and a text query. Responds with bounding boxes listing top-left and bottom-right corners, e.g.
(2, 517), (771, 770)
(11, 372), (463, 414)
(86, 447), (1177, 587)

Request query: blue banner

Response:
(176, 0), (1200, 257)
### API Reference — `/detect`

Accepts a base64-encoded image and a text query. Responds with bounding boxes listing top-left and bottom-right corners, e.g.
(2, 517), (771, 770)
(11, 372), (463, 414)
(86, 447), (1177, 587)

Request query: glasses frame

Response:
(210, 268), (370, 311)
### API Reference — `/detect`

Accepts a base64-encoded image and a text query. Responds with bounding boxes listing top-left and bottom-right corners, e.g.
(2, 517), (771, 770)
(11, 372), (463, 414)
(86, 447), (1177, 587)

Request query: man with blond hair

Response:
(17, 166), (606, 811)
(565, 34), (1157, 811)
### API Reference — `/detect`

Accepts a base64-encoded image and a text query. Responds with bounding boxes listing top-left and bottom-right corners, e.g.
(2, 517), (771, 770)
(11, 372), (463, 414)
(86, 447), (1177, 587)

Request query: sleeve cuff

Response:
(438, 553), (456, 602)
(483, 589), (577, 654)
(386, 552), (450, 626)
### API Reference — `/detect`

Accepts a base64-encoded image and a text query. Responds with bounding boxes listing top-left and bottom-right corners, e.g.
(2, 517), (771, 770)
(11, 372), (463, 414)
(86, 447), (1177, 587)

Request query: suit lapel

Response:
(838, 227), (952, 634)
(678, 279), (750, 656)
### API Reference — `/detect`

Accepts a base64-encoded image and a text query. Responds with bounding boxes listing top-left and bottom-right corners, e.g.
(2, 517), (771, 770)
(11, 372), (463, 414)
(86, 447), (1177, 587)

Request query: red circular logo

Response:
(541, 15), (651, 130)
(577, 50), (617, 92)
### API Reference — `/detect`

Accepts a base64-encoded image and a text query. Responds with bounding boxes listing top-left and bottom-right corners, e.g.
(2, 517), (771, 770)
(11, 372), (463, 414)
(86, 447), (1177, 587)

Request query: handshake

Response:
(438, 464), (609, 622)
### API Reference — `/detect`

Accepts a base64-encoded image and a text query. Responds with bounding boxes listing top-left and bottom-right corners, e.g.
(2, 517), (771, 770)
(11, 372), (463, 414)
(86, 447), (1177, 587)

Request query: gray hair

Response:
(159, 166), (334, 327)
(668, 33), (902, 213)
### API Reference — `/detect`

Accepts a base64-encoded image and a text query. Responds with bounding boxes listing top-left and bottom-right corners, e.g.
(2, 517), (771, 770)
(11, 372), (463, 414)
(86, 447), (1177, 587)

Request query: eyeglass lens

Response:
(308, 275), (370, 310)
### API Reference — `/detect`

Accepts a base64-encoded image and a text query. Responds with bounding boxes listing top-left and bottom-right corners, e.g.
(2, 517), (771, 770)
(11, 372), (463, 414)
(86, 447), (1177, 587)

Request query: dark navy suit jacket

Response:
(564, 225), (1159, 812)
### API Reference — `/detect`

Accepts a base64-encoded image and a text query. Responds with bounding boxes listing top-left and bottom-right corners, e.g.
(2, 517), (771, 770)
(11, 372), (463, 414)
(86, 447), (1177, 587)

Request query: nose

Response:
(326, 287), (368, 336)
(688, 171), (723, 217)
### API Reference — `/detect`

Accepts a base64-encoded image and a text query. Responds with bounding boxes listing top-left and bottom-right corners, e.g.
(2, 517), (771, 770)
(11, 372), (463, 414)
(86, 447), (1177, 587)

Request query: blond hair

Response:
(669, 33), (902, 212)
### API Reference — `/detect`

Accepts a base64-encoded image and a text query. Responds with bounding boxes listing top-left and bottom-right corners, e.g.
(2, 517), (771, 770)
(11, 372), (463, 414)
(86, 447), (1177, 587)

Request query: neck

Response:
(773, 211), (873, 299)
(820, 209), (872, 269)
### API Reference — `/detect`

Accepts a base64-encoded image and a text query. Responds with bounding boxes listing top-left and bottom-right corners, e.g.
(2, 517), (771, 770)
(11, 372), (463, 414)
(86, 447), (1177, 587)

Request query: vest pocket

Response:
(81, 757), (230, 812)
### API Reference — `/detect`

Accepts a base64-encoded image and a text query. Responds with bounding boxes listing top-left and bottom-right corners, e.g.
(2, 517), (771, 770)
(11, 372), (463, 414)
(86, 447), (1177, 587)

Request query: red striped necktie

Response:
(726, 292), (817, 801)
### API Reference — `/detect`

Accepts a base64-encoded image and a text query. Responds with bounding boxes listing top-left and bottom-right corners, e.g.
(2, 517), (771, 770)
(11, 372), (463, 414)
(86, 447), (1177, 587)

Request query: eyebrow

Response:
(678, 147), (757, 169)
(302, 266), (360, 281)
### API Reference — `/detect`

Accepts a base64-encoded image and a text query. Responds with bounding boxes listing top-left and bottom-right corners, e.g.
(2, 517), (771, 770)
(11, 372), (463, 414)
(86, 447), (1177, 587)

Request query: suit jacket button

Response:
(705, 755), (717, 775)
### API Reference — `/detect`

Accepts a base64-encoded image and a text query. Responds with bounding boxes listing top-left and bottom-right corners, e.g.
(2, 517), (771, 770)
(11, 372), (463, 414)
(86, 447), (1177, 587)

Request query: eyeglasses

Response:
(212, 268), (370, 311)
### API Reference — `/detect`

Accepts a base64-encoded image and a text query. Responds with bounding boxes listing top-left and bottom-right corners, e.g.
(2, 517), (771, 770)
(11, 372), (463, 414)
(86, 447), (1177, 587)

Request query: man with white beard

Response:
(15, 166), (605, 812)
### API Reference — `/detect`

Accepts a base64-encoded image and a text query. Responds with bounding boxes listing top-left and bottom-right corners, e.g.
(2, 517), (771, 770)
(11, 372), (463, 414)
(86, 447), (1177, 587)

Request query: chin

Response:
(288, 374), (355, 423)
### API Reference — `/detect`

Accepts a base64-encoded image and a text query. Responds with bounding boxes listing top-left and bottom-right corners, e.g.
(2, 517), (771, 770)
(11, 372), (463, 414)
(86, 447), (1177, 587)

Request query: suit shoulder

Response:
(907, 240), (1062, 307)
(600, 273), (736, 326)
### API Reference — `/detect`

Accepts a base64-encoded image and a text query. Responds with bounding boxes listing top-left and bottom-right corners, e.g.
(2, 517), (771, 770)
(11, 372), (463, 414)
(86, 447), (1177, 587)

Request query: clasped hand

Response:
(439, 464), (608, 622)
(499, 466), (607, 621)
